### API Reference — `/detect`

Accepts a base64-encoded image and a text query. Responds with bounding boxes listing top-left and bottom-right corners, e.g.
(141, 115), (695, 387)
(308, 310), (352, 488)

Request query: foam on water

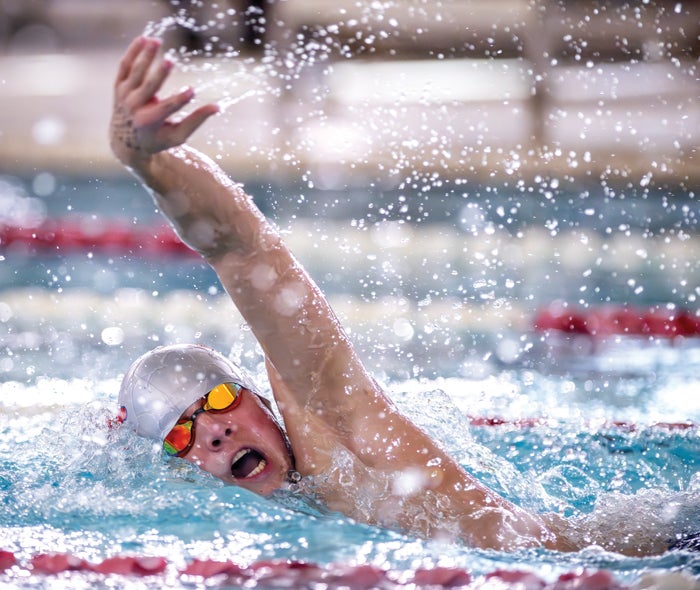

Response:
(1, 289), (699, 588)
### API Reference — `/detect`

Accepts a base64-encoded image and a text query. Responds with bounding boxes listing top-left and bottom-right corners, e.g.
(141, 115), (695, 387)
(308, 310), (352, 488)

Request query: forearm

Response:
(132, 145), (360, 398)
(130, 146), (264, 259)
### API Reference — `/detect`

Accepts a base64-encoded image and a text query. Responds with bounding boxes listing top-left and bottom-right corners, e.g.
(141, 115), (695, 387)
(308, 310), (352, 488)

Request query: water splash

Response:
(567, 488), (700, 555)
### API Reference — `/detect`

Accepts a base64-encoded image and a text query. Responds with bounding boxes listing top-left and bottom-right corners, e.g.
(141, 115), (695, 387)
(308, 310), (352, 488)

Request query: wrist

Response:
(120, 150), (166, 184)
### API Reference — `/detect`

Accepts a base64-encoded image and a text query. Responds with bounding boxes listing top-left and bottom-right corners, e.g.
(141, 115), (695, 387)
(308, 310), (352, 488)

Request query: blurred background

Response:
(0, 0), (697, 180)
(0, 1), (699, 377)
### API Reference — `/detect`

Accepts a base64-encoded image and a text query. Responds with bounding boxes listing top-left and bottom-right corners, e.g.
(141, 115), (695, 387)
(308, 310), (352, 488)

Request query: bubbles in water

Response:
(274, 282), (308, 316)
(392, 467), (428, 496)
(567, 488), (700, 555)
(0, 176), (47, 227)
(218, 88), (262, 112)
(249, 263), (278, 291)
(392, 317), (414, 342)
(0, 302), (12, 323)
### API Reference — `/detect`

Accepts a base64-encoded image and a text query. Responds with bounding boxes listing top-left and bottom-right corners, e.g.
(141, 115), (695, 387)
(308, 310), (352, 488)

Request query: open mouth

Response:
(231, 448), (267, 479)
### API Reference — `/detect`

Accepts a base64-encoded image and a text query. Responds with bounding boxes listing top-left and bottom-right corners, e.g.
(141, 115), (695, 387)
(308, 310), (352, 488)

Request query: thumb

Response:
(167, 103), (220, 146)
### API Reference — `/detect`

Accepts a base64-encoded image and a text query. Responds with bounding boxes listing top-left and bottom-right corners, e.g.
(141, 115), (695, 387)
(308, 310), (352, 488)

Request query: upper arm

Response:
(208, 215), (376, 412)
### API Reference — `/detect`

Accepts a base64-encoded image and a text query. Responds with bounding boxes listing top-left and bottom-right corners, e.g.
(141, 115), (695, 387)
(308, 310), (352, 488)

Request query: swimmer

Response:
(109, 37), (685, 555)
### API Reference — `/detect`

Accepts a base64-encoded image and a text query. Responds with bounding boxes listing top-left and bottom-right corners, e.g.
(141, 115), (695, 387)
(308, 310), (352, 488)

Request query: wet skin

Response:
(178, 390), (293, 496)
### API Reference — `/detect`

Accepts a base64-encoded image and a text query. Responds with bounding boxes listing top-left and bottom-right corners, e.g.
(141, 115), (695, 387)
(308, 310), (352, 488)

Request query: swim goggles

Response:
(163, 382), (243, 457)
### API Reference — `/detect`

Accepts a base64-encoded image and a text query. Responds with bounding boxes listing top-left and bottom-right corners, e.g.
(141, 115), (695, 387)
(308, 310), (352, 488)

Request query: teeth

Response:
(231, 449), (267, 479)
(247, 459), (267, 478)
(232, 449), (249, 463)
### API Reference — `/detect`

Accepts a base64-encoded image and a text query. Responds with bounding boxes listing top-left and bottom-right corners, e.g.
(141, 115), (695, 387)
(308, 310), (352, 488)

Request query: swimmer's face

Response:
(175, 390), (294, 495)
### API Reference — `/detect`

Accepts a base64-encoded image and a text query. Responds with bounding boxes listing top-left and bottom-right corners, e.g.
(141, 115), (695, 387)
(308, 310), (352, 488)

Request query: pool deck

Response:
(0, 16), (698, 186)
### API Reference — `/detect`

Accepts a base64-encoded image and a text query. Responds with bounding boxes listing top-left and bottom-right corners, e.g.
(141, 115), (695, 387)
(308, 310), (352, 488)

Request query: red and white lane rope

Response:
(2, 219), (698, 337)
(467, 417), (697, 431)
(0, 220), (193, 257)
(0, 550), (632, 588)
(534, 304), (700, 338)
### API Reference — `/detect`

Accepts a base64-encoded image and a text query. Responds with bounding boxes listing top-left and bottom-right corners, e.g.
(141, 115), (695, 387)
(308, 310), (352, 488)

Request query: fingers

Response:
(131, 57), (174, 108)
(136, 86), (196, 128)
(117, 37), (180, 118)
(167, 104), (220, 146)
(134, 97), (218, 151)
(114, 36), (146, 87)
(126, 38), (161, 93)
(160, 86), (196, 120)
(115, 37), (161, 101)
(112, 36), (219, 153)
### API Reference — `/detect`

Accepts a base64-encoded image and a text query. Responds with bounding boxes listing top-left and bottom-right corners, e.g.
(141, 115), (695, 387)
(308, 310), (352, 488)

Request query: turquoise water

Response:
(1, 173), (699, 587)
(0, 329), (699, 588)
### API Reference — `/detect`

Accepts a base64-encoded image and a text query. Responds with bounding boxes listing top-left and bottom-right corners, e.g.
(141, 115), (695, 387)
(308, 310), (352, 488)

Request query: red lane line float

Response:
(0, 551), (633, 588)
(4, 219), (698, 338)
(535, 304), (700, 338)
(0, 551), (17, 571)
(27, 553), (168, 576)
(467, 416), (697, 431)
(0, 219), (195, 257)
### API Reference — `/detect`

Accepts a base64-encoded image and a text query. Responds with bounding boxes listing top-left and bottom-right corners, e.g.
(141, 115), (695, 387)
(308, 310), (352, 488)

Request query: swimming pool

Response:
(1, 172), (699, 588)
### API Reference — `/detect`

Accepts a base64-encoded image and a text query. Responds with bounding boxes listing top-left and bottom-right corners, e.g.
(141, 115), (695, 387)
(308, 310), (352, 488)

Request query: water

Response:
(1, 2), (699, 582)
(1, 170), (699, 588)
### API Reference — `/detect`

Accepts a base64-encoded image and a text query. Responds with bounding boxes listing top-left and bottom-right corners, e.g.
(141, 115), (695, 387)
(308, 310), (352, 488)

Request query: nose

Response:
(195, 413), (237, 451)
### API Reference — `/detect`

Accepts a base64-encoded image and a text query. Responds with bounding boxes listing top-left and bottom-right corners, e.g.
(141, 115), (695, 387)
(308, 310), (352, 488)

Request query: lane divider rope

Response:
(0, 550), (632, 588)
(2, 220), (698, 337)
(534, 304), (700, 338)
(0, 220), (193, 257)
(467, 417), (696, 431)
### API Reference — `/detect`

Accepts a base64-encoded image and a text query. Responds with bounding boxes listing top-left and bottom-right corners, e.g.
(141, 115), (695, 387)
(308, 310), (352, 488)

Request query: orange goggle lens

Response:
(163, 383), (243, 457)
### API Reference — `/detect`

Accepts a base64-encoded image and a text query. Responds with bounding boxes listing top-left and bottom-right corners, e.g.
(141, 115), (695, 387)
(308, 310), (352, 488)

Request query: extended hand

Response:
(110, 37), (219, 169)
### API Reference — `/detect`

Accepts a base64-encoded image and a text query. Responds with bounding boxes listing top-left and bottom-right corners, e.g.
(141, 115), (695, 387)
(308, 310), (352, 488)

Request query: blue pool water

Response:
(1, 172), (699, 587)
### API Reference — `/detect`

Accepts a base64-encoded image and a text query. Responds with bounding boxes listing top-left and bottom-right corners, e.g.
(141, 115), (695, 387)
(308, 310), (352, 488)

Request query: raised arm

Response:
(110, 37), (377, 417)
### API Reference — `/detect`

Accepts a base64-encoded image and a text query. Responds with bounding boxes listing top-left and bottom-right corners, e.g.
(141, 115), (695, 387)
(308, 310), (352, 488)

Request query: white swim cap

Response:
(118, 344), (257, 442)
